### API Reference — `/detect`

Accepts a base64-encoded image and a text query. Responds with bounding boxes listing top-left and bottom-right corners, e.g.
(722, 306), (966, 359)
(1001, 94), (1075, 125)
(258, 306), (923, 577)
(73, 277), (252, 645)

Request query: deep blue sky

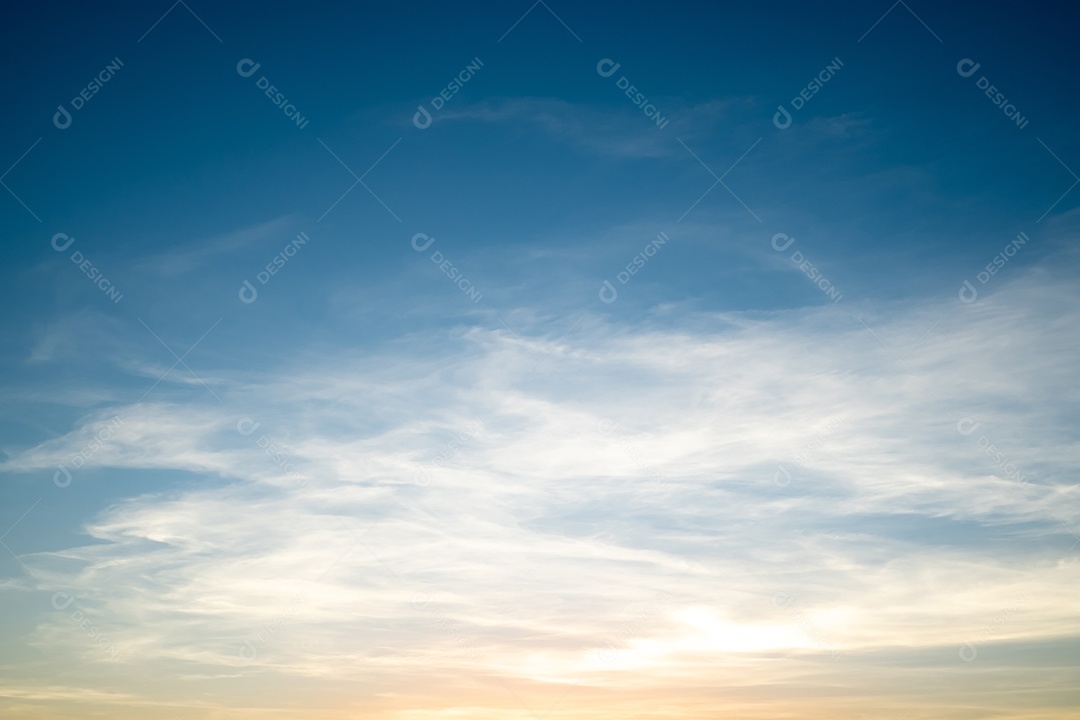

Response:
(2, 2), (1079, 718)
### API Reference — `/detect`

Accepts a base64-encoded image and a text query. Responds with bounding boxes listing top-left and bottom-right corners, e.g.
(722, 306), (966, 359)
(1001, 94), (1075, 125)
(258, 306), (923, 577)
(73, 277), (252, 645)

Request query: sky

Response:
(1, 1), (1079, 718)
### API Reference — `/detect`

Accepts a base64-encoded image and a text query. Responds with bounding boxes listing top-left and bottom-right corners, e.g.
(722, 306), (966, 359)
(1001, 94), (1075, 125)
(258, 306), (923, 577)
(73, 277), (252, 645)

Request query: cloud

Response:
(432, 97), (745, 159)
(133, 216), (299, 276)
(2, 265), (1079, 715)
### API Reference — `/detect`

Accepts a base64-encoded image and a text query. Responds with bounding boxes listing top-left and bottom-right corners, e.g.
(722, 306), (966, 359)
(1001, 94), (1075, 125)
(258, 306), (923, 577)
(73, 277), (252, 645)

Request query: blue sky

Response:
(2, 1), (1080, 718)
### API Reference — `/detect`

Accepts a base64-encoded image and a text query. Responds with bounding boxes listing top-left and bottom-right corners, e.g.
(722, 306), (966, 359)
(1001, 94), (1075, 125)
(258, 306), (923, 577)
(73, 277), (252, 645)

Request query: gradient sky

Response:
(2, 1), (1080, 718)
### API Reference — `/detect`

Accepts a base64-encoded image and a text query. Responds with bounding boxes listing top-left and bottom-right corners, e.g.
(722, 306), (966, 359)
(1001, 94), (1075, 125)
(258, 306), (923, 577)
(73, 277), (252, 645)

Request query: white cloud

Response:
(2, 266), (1079, 713)
(434, 98), (745, 159)
(133, 215), (298, 276)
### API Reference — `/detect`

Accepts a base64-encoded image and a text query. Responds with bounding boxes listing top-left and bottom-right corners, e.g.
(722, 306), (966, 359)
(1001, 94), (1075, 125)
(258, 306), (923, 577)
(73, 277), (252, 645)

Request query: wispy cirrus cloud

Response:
(133, 215), (299, 276)
(431, 97), (749, 158)
(2, 262), (1078, 717)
